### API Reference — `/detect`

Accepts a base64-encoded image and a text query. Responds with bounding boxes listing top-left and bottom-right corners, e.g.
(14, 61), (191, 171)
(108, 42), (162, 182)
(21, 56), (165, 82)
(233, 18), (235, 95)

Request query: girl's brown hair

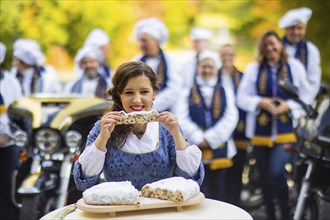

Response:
(107, 61), (159, 147)
(257, 30), (288, 64)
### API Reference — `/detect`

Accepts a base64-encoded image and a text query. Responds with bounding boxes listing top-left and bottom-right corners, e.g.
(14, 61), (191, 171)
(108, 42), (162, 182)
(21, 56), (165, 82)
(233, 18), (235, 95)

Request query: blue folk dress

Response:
(73, 121), (204, 191)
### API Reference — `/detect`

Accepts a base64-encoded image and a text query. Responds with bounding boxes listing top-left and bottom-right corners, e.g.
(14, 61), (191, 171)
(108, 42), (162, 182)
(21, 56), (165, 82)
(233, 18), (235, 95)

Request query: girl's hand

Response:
(157, 111), (180, 136)
(157, 111), (187, 150)
(94, 111), (122, 151)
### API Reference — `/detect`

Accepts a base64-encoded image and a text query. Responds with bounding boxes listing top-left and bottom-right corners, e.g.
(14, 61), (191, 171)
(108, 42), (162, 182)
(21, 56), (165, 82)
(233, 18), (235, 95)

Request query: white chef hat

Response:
(198, 50), (221, 69)
(13, 39), (41, 51)
(278, 7), (312, 29)
(134, 17), (169, 45)
(84, 28), (110, 48)
(74, 46), (104, 66)
(13, 40), (45, 66)
(190, 27), (212, 41)
(0, 42), (6, 64)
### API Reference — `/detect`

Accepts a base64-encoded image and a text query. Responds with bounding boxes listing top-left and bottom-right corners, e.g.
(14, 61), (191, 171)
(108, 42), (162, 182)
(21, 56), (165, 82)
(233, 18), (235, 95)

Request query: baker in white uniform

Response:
(279, 7), (321, 101)
(65, 46), (108, 98)
(11, 39), (61, 97)
(133, 17), (181, 112)
(176, 50), (238, 201)
(75, 28), (112, 87)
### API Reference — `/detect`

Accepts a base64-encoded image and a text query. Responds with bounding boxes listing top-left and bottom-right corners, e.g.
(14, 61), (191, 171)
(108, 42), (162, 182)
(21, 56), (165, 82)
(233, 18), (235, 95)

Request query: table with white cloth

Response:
(41, 198), (253, 219)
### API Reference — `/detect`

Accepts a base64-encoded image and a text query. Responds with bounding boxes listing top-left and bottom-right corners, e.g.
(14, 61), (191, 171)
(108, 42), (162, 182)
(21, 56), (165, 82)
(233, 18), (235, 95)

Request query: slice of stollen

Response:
(115, 110), (159, 125)
(141, 177), (200, 202)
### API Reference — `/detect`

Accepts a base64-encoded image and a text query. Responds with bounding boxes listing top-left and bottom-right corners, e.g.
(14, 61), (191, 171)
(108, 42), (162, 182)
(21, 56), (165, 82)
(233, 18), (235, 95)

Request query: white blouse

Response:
(79, 122), (202, 177)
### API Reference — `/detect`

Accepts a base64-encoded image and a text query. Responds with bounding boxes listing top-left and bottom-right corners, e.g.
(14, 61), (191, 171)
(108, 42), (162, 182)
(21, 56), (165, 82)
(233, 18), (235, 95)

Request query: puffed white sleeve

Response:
(78, 143), (107, 178)
(204, 84), (239, 149)
(174, 88), (204, 146)
(153, 54), (183, 112)
(176, 145), (202, 175)
(236, 62), (261, 112)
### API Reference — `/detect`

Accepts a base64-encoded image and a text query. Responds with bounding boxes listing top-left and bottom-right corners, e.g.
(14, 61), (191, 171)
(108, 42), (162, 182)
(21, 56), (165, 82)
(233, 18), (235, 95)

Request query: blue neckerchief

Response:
(102, 64), (111, 78)
(189, 74), (226, 130)
(219, 67), (250, 150)
(71, 74), (108, 98)
(283, 36), (308, 69)
(16, 66), (43, 95)
(253, 61), (296, 147)
(31, 66), (44, 93)
(140, 49), (168, 91)
(188, 74), (230, 168)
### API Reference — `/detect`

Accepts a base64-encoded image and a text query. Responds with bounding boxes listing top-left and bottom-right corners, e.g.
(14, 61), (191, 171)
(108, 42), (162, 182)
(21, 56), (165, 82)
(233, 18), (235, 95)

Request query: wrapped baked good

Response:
(141, 177), (200, 202)
(83, 181), (139, 205)
(115, 110), (159, 125)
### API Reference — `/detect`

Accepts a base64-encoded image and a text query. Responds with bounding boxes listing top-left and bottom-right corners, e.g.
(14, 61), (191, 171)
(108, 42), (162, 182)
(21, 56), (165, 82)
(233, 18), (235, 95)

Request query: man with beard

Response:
(74, 28), (112, 88)
(66, 46), (108, 98)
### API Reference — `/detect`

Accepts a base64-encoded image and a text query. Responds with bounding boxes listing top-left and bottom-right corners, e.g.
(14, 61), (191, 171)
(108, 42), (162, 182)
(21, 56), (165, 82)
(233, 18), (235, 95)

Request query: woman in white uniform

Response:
(237, 30), (311, 219)
(176, 51), (238, 201)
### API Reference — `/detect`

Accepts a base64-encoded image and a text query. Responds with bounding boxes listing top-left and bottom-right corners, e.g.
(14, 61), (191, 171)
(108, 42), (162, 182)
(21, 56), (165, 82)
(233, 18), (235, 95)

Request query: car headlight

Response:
(65, 130), (82, 149)
(14, 130), (28, 147)
(35, 129), (60, 152)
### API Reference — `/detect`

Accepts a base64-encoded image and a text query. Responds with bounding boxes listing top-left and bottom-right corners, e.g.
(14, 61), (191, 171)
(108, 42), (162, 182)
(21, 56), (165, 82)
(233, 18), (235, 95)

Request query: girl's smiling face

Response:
(120, 75), (156, 113)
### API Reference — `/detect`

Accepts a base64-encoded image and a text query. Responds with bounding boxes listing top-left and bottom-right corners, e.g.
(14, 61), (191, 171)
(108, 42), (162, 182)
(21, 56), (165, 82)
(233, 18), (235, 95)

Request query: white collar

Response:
(22, 67), (35, 81)
(82, 75), (99, 82)
(121, 122), (159, 154)
(196, 75), (218, 87)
